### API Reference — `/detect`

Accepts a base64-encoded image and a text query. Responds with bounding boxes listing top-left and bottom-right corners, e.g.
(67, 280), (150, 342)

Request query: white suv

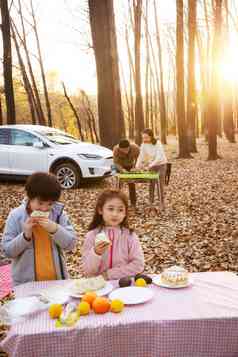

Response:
(0, 125), (113, 189)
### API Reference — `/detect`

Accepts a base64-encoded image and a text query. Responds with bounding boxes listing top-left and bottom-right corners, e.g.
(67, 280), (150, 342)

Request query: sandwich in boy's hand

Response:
(31, 210), (50, 218)
(95, 232), (111, 246)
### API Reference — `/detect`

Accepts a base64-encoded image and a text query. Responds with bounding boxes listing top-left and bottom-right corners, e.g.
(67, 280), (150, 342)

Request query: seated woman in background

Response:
(136, 128), (167, 210)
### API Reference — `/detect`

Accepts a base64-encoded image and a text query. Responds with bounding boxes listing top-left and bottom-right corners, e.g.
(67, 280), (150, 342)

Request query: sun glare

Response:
(219, 46), (238, 83)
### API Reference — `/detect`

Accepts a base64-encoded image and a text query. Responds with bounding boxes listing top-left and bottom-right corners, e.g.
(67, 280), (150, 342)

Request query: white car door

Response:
(0, 128), (11, 174)
(8, 129), (48, 175)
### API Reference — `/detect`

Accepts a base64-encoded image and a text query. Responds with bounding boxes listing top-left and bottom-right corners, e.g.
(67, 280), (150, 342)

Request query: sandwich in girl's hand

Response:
(95, 232), (111, 247)
(31, 210), (50, 218)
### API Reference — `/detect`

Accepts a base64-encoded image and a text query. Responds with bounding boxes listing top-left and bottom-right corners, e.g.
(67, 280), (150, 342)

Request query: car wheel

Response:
(54, 162), (80, 189)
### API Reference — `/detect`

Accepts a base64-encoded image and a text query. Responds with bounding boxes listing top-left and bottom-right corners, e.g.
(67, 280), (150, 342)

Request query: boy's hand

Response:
(23, 217), (37, 240)
(36, 218), (58, 234)
(94, 241), (110, 256)
(101, 271), (108, 280)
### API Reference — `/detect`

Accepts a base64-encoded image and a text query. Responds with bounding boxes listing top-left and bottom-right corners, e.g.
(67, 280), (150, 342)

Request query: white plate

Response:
(39, 287), (70, 304)
(69, 281), (114, 298)
(109, 287), (154, 305)
(0, 297), (48, 325)
(153, 275), (193, 289)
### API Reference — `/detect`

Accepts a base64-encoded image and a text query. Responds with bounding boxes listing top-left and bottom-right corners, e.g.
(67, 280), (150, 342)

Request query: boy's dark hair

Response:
(25, 172), (61, 201)
(143, 128), (157, 145)
(88, 189), (133, 232)
(119, 139), (130, 149)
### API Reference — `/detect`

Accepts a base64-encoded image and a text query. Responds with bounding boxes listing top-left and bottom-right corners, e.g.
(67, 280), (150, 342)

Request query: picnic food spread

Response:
(71, 276), (106, 294)
(161, 265), (188, 287)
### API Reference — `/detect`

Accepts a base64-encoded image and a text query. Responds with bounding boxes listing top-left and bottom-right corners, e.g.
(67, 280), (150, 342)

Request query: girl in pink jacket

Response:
(82, 189), (144, 280)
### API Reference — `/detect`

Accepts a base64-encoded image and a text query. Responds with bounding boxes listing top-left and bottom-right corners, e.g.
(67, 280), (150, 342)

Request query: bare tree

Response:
(223, 0), (235, 143)
(207, 0), (222, 160)
(17, 0), (46, 125)
(125, 25), (135, 138)
(144, 0), (150, 128)
(11, 21), (36, 124)
(88, 0), (125, 149)
(30, 0), (52, 127)
(0, 92), (3, 124)
(0, 0), (16, 124)
(154, 0), (167, 144)
(176, 0), (191, 158)
(62, 82), (84, 140)
(80, 90), (99, 142)
(187, 0), (197, 152)
(133, 0), (144, 143)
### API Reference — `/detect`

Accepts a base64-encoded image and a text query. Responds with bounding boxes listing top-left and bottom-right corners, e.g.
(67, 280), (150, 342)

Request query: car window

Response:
(10, 129), (42, 146)
(37, 130), (79, 145)
(0, 129), (10, 145)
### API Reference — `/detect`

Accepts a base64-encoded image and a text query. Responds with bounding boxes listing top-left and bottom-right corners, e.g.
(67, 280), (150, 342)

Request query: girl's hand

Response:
(95, 241), (110, 256)
(23, 217), (37, 240)
(36, 218), (58, 234)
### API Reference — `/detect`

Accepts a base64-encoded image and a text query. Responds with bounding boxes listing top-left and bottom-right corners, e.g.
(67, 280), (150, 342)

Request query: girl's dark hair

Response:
(25, 172), (61, 201)
(143, 128), (157, 145)
(88, 189), (132, 231)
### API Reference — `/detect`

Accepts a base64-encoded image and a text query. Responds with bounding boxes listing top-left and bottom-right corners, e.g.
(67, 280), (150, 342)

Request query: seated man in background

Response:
(113, 139), (140, 208)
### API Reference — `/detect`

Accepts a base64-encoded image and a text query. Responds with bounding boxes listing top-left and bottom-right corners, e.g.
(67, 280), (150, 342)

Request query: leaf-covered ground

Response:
(1, 136), (238, 355)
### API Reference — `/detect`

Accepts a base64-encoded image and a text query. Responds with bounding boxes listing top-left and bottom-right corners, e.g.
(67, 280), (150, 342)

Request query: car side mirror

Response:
(33, 141), (44, 149)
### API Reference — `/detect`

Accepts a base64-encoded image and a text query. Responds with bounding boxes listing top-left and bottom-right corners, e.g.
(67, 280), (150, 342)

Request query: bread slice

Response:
(31, 210), (49, 218)
(95, 232), (110, 246)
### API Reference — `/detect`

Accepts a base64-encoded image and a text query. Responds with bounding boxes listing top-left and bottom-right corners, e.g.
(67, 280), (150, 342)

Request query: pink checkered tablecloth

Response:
(0, 264), (12, 299)
(1, 272), (238, 357)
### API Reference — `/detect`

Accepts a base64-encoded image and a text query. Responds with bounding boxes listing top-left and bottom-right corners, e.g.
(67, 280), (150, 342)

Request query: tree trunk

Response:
(80, 90), (99, 143)
(187, 0), (197, 152)
(133, 0), (144, 144)
(11, 21), (36, 124)
(129, 66), (135, 139)
(125, 26), (135, 139)
(30, 0), (52, 127)
(176, 0), (191, 158)
(223, 0), (235, 143)
(207, 0), (222, 160)
(154, 0), (167, 144)
(17, 0), (46, 125)
(147, 27), (160, 135)
(62, 82), (84, 141)
(223, 86), (235, 143)
(120, 59), (131, 137)
(0, 0), (16, 124)
(196, 29), (207, 136)
(0, 95), (3, 124)
(88, 0), (125, 149)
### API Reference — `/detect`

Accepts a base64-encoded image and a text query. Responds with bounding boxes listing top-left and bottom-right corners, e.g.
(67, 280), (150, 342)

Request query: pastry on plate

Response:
(161, 265), (188, 287)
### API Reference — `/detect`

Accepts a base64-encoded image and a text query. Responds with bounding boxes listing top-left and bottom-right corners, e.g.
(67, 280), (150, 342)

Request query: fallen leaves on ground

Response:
(1, 136), (238, 355)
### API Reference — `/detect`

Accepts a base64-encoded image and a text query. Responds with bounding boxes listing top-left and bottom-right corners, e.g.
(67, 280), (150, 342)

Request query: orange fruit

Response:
(110, 299), (124, 313)
(81, 292), (97, 307)
(48, 304), (63, 319)
(92, 297), (110, 314)
(77, 301), (90, 316)
(135, 278), (147, 287)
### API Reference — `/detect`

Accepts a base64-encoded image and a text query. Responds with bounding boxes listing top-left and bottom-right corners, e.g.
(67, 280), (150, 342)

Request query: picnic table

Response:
(116, 171), (161, 207)
(1, 272), (238, 357)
